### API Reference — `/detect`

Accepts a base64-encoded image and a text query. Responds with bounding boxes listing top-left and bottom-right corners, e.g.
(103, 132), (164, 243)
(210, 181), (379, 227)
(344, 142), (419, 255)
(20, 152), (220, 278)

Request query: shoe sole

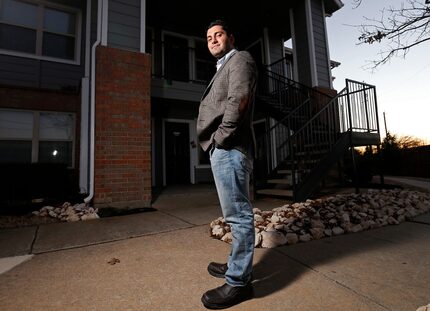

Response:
(201, 291), (253, 309)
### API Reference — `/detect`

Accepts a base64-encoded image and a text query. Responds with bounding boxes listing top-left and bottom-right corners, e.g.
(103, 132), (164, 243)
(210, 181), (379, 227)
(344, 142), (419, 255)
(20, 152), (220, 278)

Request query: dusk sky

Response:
(326, 0), (430, 143)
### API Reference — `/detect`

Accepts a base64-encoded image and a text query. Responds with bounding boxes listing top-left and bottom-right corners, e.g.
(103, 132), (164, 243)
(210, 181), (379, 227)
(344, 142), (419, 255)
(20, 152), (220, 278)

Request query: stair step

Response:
(304, 142), (331, 148)
(286, 159), (319, 165)
(295, 150), (328, 156)
(290, 115), (308, 120)
(268, 178), (292, 185)
(256, 189), (294, 197)
(278, 166), (311, 172)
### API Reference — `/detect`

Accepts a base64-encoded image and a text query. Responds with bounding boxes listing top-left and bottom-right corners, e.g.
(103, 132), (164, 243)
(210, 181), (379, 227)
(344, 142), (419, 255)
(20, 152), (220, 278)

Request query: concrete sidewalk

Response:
(0, 180), (429, 310)
(382, 176), (430, 193)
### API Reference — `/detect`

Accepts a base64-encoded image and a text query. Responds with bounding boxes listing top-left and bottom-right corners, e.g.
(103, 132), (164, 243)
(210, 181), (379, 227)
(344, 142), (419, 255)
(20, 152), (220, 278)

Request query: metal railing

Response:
(257, 69), (312, 113)
(266, 56), (292, 79)
(339, 79), (380, 133)
(255, 66), (333, 179)
(288, 79), (380, 200)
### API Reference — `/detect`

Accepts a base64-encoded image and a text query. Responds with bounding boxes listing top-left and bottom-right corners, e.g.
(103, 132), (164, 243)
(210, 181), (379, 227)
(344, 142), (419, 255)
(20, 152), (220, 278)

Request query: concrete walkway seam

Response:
(29, 225), (39, 254)
(30, 223), (200, 255)
(272, 247), (393, 311)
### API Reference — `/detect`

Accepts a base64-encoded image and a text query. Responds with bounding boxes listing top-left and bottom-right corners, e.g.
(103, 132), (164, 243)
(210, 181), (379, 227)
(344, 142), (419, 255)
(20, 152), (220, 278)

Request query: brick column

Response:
(94, 46), (151, 209)
(313, 86), (340, 133)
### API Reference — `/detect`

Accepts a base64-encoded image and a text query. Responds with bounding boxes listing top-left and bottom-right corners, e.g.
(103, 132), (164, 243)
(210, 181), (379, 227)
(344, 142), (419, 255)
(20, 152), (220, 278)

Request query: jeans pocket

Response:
(209, 144), (216, 159)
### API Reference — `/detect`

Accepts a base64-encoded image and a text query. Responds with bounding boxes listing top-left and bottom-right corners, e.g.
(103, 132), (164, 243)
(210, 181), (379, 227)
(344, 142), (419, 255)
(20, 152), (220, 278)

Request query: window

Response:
(194, 40), (215, 82)
(38, 112), (74, 165)
(43, 7), (77, 60)
(164, 34), (189, 82)
(160, 32), (216, 84)
(0, 0), (80, 63)
(0, 109), (75, 167)
(0, 110), (33, 163)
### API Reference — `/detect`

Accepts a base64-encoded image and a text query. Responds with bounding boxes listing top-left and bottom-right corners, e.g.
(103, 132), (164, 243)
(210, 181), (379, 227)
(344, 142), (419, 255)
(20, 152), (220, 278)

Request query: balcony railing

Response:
(149, 39), (215, 85)
(338, 79), (379, 134)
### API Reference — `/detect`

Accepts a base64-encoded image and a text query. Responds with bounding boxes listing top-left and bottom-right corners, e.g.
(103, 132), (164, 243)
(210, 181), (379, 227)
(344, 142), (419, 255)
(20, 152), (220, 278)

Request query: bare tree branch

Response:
(374, 37), (430, 67)
(351, 0), (363, 9)
(355, 0), (430, 69)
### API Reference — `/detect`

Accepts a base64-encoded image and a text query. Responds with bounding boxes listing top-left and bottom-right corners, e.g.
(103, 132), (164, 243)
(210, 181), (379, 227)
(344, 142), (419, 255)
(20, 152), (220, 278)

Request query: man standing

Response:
(197, 20), (257, 309)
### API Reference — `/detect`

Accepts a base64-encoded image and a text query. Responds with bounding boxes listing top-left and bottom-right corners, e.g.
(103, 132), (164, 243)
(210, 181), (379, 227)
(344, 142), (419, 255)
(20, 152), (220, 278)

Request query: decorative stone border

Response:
(209, 189), (430, 248)
(32, 202), (99, 222)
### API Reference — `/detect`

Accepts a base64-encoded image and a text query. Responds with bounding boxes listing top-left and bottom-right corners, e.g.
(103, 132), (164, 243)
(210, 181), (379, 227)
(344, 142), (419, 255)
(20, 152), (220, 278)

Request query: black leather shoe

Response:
(201, 283), (253, 309)
(207, 262), (228, 278)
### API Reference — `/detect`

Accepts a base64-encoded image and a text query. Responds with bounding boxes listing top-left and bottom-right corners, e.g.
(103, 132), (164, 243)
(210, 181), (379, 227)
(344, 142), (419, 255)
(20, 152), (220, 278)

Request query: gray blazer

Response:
(197, 50), (257, 158)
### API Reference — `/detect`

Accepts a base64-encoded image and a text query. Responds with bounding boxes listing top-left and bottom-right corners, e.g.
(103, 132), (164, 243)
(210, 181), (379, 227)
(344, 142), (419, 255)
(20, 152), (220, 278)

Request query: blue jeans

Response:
(210, 147), (254, 286)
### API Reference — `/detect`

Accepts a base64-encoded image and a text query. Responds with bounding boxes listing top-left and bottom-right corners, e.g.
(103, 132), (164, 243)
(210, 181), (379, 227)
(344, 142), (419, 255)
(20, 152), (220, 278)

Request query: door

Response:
(165, 122), (190, 184)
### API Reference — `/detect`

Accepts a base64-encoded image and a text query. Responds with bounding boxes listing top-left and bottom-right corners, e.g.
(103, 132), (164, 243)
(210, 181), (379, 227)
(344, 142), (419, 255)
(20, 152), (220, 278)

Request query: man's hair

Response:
(207, 20), (232, 36)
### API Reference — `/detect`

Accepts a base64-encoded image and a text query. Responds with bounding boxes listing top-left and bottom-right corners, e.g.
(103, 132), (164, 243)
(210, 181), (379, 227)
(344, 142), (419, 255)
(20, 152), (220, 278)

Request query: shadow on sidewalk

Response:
(249, 221), (427, 299)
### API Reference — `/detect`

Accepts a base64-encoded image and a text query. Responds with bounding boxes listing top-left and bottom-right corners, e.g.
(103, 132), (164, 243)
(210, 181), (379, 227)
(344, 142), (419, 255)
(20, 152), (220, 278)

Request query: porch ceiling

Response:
(147, 0), (300, 44)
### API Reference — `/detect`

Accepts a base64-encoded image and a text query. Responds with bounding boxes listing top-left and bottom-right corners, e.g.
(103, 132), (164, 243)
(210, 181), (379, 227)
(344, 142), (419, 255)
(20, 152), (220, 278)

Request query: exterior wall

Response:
(0, 55), (84, 90)
(0, 0), (86, 91)
(291, 0), (332, 88)
(313, 86), (338, 113)
(0, 86), (80, 112)
(267, 34), (284, 65)
(108, 0), (141, 51)
(94, 46), (151, 208)
(0, 85), (81, 183)
(311, 0), (331, 88)
(292, 1), (313, 87)
(266, 28), (292, 78)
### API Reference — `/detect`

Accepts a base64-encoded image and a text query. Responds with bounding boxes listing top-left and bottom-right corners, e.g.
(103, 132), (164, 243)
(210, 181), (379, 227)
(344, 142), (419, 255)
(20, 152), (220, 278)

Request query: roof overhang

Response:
(147, 0), (296, 44)
(147, 0), (344, 43)
(324, 0), (344, 15)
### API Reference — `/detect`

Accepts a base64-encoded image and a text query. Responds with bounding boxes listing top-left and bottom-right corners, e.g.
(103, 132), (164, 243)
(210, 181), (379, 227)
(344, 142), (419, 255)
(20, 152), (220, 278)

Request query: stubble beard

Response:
(210, 44), (231, 59)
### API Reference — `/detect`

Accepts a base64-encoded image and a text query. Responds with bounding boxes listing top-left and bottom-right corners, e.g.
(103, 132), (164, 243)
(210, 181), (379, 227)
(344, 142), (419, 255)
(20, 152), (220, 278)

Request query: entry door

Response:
(165, 122), (190, 184)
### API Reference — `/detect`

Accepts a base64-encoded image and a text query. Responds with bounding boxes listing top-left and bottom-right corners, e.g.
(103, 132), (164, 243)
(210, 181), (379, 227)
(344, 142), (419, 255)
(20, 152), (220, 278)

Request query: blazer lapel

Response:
(200, 50), (238, 101)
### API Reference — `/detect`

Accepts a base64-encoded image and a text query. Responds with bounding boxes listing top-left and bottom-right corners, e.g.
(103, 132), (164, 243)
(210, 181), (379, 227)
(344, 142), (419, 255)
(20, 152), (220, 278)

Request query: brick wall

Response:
(94, 46), (151, 209)
(0, 85), (80, 112)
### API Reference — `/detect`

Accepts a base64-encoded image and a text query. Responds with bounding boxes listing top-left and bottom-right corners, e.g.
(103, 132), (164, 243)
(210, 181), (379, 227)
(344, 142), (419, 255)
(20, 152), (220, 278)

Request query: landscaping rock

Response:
(32, 202), (99, 222)
(209, 189), (430, 248)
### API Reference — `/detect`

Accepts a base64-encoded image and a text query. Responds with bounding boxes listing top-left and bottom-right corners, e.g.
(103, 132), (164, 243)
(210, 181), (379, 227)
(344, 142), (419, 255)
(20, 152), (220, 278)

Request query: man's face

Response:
(206, 25), (234, 59)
